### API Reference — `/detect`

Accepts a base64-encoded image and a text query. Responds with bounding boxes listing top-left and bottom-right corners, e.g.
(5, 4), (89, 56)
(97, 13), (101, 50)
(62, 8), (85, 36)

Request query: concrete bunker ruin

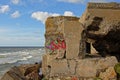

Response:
(42, 2), (120, 79)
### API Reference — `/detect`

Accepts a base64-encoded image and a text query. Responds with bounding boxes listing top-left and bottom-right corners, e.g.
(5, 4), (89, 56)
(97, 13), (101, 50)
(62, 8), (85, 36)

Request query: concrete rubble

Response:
(1, 64), (42, 80)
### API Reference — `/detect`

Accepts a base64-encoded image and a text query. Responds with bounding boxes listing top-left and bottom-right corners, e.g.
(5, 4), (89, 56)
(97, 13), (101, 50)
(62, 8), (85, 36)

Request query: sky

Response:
(0, 0), (120, 47)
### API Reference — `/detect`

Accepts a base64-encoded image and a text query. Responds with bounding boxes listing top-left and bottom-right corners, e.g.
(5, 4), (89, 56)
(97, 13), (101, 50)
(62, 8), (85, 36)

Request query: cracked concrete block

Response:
(68, 60), (76, 75)
(99, 67), (117, 80)
(42, 54), (48, 76)
(76, 58), (97, 77)
(45, 16), (80, 55)
(76, 56), (118, 78)
(63, 21), (83, 59)
(45, 16), (79, 34)
(96, 56), (118, 69)
(42, 54), (56, 75)
(50, 59), (69, 77)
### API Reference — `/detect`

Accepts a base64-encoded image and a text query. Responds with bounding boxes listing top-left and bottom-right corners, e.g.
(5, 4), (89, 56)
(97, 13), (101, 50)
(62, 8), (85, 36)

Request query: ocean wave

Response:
(0, 53), (11, 58)
(0, 53), (11, 56)
(0, 55), (33, 65)
(0, 47), (44, 79)
(0, 48), (44, 65)
(21, 55), (33, 61)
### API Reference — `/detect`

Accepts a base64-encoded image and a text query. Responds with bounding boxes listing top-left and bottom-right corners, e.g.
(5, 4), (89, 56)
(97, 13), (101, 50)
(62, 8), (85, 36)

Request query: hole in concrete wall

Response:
(86, 42), (91, 54)
(48, 65), (51, 68)
(87, 25), (100, 31)
(86, 17), (103, 31)
(93, 17), (103, 21)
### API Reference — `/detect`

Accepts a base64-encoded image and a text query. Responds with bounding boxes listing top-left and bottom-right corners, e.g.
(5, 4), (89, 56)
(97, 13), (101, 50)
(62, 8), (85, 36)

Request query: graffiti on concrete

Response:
(46, 38), (66, 50)
(46, 36), (66, 58)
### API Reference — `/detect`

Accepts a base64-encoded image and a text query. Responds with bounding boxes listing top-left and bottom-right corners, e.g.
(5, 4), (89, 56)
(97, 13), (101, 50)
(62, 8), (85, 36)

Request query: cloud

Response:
(11, 11), (20, 18)
(57, 0), (85, 3)
(64, 11), (74, 16)
(11, 0), (20, 5)
(31, 11), (60, 23)
(0, 5), (10, 13)
(31, 11), (74, 23)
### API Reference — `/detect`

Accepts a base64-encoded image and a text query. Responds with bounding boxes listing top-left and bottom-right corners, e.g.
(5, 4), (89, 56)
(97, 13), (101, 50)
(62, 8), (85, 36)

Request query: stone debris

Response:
(1, 66), (26, 80)
(1, 63), (42, 80)
(99, 67), (117, 80)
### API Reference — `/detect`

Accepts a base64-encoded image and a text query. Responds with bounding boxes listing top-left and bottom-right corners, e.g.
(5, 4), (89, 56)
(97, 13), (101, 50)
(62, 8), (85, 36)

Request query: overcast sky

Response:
(0, 0), (119, 46)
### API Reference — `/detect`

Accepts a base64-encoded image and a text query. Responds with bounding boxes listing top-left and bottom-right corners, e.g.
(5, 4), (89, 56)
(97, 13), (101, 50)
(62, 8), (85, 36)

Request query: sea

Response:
(0, 47), (45, 78)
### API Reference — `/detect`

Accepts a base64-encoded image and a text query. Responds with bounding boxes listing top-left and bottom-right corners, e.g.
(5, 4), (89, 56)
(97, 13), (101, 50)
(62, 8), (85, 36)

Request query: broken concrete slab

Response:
(99, 67), (117, 80)
(68, 60), (76, 75)
(50, 59), (69, 77)
(63, 21), (84, 59)
(76, 56), (118, 78)
(42, 54), (57, 76)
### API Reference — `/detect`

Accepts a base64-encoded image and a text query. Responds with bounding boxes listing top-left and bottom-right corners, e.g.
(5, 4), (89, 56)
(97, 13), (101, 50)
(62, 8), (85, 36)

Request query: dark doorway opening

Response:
(86, 42), (91, 54)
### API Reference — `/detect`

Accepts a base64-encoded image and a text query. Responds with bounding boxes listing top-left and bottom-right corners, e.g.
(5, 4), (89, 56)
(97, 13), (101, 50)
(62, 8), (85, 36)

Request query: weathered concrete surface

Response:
(42, 56), (118, 79)
(45, 16), (80, 57)
(45, 16), (79, 35)
(68, 60), (76, 75)
(99, 67), (117, 80)
(79, 2), (120, 60)
(63, 21), (83, 59)
(76, 56), (118, 78)
(42, 53), (57, 76)
(76, 59), (97, 77)
(50, 59), (69, 77)
(42, 2), (120, 80)
(43, 16), (82, 78)
(80, 3), (120, 25)
(96, 56), (118, 69)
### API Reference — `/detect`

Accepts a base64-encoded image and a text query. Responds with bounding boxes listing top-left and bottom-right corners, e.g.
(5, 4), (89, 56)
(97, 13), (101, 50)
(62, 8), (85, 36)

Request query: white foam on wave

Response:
(0, 48), (45, 78)
(0, 55), (33, 64)
(21, 55), (33, 61)
(0, 53), (13, 59)
(21, 52), (30, 55)
(26, 55), (32, 59)
(0, 53), (11, 56)
(0, 54), (6, 56)
(8, 60), (19, 64)
(0, 51), (33, 65)
(0, 48), (44, 65)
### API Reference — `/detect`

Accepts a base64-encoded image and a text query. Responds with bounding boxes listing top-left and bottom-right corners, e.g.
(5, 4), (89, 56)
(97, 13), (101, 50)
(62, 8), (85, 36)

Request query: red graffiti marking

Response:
(46, 39), (66, 50)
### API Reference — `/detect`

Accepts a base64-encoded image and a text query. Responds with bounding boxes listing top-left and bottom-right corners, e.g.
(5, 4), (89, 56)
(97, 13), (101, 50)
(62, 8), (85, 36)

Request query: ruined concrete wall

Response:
(88, 2), (120, 9)
(42, 16), (84, 77)
(42, 2), (120, 80)
(63, 21), (84, 59)
(42, 15), (118, 80)
(79, 2), (120, 59)
(45, 16), (80, 55)
(43, 55), (118, 79)
(80, 2), (120, 30)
